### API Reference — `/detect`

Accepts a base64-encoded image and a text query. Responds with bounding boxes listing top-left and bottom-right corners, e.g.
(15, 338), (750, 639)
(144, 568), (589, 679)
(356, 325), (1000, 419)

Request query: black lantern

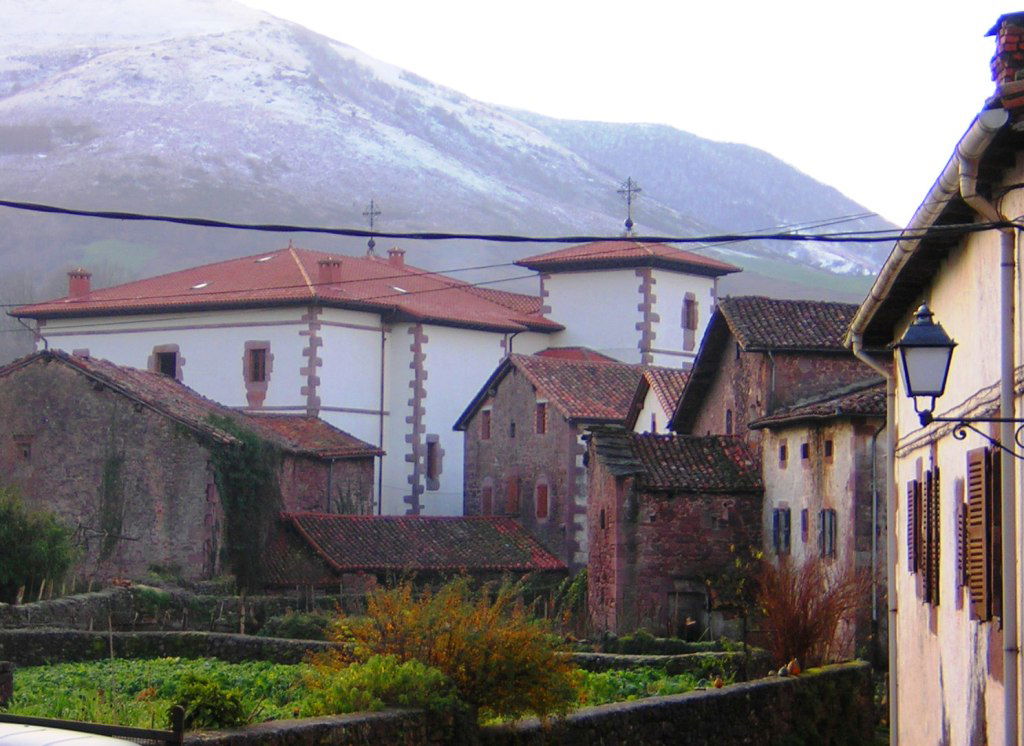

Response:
(894, 304), (956, 424)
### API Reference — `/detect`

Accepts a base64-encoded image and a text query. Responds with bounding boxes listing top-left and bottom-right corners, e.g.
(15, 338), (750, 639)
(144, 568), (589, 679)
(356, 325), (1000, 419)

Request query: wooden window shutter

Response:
(988, 450), (1002, 618)
(506, 477), (520, 515)
(956, 500), (968, 589)
(923, 468), (940, 605)
(907, 479), (920, 573)
(966, 448), (989, 620)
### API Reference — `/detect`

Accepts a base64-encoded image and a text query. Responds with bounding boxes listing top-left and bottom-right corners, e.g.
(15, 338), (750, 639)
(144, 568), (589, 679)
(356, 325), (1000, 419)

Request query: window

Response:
(481, 484), (494, 515)
(800, 443), (810, 460)
(155, 351), (177, 377)
(818, 509), (837, 558)
(771, 508), (791, 555)
(599, 508), (607, 530)
(682, 293), (698, 351)
(801, 508), (809, 543)
(535, 482), (549, 519)
(535, 402), (547, 434)
(779, 442), (788, 466)
(966, 448), (1001, 621)
(247, 347), (267, 383)
(509, 421), (516, 438)
(480, 409), (492, 440)
(650, 413), (657, 433)
(424, 435), (442, 489)
(506, 477), (520, 515)
(824, 439), (834, 460)
(725, 409), (733, 435)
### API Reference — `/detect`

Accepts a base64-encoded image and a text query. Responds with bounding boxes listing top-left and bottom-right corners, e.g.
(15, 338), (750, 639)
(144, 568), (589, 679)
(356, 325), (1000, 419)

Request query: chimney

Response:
(317, 258), (342, 288)
(989, 13), (1024, 108)
(68, 269), (91, 298)
(388, 247), (405, 267)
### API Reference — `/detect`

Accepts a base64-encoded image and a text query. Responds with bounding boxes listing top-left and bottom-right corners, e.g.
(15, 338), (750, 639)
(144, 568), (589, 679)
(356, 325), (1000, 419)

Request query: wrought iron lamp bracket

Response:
(918, 410), (1024, 460)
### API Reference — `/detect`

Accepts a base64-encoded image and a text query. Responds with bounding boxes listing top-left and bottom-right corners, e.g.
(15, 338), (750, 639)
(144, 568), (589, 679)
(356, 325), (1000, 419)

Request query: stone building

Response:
(670, 296), (874, 447)
(455, 349), (643, 568)
(585, 426), (762, 636)
(0, 350), (379, 582)
(264, 512), (566, 594)
(748, 379), (887, 657)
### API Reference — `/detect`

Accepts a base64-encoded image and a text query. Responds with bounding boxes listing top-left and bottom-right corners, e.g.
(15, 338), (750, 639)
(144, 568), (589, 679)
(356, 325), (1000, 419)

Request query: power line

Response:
(0, 197), (1013, 244)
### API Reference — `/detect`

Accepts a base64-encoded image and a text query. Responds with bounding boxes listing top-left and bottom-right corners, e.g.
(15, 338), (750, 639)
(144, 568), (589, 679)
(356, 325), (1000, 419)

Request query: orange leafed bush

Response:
(756, 556), (870, 668)
(321, 577), (582, 721)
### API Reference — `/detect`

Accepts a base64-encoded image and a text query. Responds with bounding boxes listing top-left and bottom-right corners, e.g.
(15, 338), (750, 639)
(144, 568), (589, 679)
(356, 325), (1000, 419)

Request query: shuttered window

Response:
(818, 509), (837, 558)
(922, 468), (940, 605)
(907, 479), (921, 573)
(506, 477), (520, 516)
(966, 448), (1002, 621)
(771, 508), (791, 555)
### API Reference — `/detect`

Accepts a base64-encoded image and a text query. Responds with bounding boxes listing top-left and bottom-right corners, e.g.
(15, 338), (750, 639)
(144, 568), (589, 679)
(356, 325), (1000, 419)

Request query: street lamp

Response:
(895, 303), (1024, 457)
(894, 304), (956, 425)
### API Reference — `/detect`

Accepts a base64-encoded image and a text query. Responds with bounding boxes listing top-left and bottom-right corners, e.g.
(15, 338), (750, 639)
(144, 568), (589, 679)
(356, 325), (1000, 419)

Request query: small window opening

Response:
(155, 351), (177, 378)
(480, 410), (492, 440)
(426, 440), (441, 481)
(14, 437), (31, 461)
(779, 442), (788, 465)
(801, 508), (809, 543)
(600, 508), (607, 530)
(248, 347), (267, 383)
(535, 483), (549, 519)
(824, 439), (834, 459)
(800, 443), (810, 460)
(725, 409), (733, 435)
(509, 421), (516, 438)
(535, 402), (547, 434)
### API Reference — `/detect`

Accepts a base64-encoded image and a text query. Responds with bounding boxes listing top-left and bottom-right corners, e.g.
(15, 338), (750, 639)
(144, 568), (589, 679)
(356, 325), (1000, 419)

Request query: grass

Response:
(5, 659), (716, 729)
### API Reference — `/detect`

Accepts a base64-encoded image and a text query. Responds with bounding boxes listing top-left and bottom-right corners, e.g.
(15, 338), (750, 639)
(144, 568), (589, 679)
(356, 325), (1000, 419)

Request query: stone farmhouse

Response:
(843, 13), (1024, 742)
(585, 426), (762, 637)
(748, 378), (886, 657)
(12, 241), (738, 518)
(0, 349), (379, 582)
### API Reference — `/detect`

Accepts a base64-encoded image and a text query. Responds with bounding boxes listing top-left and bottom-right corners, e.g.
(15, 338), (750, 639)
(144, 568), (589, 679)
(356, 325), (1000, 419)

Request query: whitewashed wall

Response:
(632, 387), (672, 434)
(543, 270), (643, 361)
(649, 269), (716, 368)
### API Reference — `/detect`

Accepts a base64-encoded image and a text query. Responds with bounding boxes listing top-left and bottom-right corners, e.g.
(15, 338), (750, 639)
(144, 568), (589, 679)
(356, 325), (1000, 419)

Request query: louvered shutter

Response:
(772, 510), (780, 554)
(966, 448), (988, 620)
(782, 509), (791, 554)
(956, 501), (967, 589)
(925, 468), (940, 605)
(907, 479), (919, 573)
(988, 451), (1002, 618)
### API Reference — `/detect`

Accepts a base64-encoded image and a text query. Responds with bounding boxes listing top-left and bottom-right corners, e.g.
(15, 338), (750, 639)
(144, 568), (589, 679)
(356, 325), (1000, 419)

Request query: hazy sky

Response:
(239, 0), (1009, 226)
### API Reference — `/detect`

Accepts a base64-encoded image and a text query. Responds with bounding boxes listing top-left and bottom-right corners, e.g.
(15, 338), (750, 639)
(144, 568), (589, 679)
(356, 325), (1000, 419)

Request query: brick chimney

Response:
(989, 13), (1024, 108)
(317, 258), (342, 288)
(67, 268), (91, 298)
(388, 247), (405, 267)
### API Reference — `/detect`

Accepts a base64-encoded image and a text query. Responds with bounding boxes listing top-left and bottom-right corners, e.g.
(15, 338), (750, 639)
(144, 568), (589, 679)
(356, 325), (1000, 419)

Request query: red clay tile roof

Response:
(515, 240), (741, 276)
(534, 347), (619, 362)
(589, 426), (762, 493)
(719, 296), (860, 351)
(276, 513), (566, 573)
(748, 379), (886, 429)
(246, 414), (383, 458)
(13, 247), (561, 334)
(643, 367), (690, 415)
(0, 350), (377, 458)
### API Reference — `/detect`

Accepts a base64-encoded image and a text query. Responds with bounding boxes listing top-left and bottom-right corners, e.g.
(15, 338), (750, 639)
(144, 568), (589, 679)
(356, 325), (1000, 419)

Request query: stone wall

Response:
(278, 454), (375, 516)
(0, 358), (220, 582)
(479, 661), (874, 745)
(569, 650), (772, 679)
(0, 629), (339, 666)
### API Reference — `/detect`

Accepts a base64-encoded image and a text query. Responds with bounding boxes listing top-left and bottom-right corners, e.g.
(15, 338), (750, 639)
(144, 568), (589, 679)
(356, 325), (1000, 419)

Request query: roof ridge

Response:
(771, 376), (885, 413)
(289, 246), (316, 296)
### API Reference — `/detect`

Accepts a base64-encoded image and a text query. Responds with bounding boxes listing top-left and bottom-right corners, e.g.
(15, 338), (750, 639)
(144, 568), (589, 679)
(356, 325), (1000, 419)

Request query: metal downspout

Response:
(852, 336), (897, 744)
(960, 148), (1019, 746)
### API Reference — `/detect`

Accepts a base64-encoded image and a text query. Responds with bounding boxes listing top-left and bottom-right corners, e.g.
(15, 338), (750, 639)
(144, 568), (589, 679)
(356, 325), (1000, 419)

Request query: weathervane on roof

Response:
(363, 199), (382, 255)
(617, 177), (641, 235)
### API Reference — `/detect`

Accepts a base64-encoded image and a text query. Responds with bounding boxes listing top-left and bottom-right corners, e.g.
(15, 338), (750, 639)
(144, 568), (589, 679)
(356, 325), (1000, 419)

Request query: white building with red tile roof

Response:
(13, 241), (737, 516)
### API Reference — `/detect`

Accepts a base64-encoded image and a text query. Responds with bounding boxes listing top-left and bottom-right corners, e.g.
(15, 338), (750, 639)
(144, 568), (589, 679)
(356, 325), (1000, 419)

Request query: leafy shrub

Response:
(327, 577), (582, 720)
(580, 667), (702, 706)
(757, 556), (870, 667)
(0, 487), (76, 603)
(598, 630), (722, 655)
(551, 569), (588, 637)
(170, 673), (247, 730)
(257, 611), (331, 641)
(302, 655), (458, 716)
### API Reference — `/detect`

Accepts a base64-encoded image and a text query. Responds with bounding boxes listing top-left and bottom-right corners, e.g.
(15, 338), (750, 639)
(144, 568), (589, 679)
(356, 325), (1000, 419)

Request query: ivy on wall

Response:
(206, 415), (282, 592)
(98, 454), (125, 560)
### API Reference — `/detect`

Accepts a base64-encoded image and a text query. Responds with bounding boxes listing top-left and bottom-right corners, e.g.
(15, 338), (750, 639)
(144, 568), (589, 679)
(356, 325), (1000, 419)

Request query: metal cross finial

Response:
(363, 199), (382, 255)
(617, 177), (642, 234)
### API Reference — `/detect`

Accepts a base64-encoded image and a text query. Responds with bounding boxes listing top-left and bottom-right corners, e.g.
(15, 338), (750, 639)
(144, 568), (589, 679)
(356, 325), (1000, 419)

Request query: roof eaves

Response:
(453, 357), (514, 431)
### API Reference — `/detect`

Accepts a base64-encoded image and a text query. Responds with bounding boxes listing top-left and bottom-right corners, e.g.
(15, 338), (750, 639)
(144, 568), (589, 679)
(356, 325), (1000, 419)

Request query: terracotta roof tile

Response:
(275, 513), (566, 573)
(589, 426), (762, 493)
(0, 351), (377, 458)
(14, 247), (561, 334)
(516, 240), (741, 276)
(749, 379), (886, 429)
(246, 414), (383, 458)
(643, 367), (690, 414)
(510, 354), (643, 423)
(534, 347), (619, 362)
(719, 296), (859, 351)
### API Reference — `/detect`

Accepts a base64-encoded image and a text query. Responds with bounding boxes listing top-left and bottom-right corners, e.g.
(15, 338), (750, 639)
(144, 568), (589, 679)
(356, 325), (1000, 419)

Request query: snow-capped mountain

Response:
(0, 0), (893, 359)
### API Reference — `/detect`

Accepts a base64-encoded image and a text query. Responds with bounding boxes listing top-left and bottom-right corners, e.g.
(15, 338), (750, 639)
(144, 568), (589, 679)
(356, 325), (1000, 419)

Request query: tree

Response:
(0, 487), (77, 603)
